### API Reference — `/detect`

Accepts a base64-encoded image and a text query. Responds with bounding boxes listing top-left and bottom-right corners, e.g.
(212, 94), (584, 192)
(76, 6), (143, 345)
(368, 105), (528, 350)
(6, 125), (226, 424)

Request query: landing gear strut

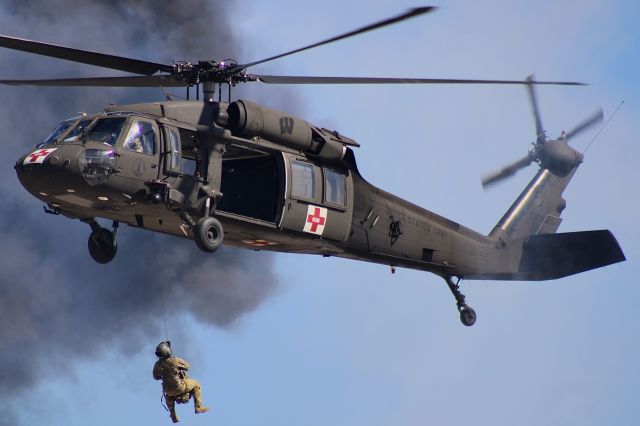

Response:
(444, 276), (476, 327)
(85, 219), (119, 264)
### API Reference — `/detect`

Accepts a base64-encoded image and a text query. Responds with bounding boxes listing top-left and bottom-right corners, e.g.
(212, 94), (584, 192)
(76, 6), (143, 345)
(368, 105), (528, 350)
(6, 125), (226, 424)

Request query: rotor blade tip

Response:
(480, 178), (496, 189)
(413, 6), (438, 14)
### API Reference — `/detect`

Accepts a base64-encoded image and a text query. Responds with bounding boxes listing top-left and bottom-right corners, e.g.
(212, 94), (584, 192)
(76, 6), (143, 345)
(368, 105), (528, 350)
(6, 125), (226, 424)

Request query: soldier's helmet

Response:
(155, 341), (172, 358)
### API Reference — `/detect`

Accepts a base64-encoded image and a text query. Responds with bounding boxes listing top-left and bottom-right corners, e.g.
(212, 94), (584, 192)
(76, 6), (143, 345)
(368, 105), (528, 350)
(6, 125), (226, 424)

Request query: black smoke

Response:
(0, 0), (278, 415)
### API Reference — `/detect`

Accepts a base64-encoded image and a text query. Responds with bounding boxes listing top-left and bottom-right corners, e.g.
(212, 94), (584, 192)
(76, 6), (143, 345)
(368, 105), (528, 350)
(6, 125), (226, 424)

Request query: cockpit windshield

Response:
(39, 117), (94, 146)
(41, 120), (73, 146)
(60, 119), (93, 143)
(84, 117), (127, 146)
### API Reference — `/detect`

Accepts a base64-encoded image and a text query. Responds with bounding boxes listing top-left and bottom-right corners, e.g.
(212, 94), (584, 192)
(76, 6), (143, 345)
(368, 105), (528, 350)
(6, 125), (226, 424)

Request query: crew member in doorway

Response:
(153, 341), (210, 423)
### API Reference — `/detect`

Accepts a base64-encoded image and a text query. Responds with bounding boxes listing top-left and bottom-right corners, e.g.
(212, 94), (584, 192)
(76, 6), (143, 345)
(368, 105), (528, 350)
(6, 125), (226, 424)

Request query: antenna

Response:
(583, 100), (624, 154)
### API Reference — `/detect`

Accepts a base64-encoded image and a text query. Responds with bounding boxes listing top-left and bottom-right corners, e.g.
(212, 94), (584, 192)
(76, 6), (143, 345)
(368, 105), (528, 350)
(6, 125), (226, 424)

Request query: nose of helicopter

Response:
(15, 144), (120, 207)
(14, 145), (83, 201)
(16, 147), (61, 197)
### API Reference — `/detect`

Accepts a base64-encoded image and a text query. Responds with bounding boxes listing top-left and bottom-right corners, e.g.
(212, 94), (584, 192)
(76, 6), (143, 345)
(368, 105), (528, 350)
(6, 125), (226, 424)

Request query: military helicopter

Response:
(1, 6), (625, 326)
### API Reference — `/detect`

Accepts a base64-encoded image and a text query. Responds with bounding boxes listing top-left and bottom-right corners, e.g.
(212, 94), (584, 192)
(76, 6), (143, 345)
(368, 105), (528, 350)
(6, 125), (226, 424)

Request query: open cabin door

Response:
(280, 153), (353, 242)
(161, 126), (285, 225)
(216, 147), (285, 225)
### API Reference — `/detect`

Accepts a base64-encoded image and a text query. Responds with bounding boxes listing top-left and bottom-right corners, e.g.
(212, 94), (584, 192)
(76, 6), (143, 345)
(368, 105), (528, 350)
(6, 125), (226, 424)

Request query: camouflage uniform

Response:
(153, 356), (209, 423)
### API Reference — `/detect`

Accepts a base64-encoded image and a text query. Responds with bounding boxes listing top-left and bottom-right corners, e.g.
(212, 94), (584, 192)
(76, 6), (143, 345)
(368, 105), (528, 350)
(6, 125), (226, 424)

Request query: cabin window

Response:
(123, 120), (156, 155)
(181, 157), (198, 176)
(291, 161), (316, 200)
(179, 129), (201, 178)
(323, 167), (346, 207)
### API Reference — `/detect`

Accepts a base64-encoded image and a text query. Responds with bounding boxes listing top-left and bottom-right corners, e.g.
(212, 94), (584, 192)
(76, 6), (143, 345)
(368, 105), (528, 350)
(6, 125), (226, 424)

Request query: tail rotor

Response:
(481, 75), (603, 189)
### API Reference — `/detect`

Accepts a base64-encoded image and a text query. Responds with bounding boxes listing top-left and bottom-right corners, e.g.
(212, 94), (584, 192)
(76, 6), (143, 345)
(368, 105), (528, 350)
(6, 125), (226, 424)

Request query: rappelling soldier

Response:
(153, 341), (210, 423)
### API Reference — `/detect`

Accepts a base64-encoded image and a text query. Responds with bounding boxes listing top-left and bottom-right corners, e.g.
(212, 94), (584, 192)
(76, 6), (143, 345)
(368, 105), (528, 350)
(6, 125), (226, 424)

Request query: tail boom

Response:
(462, 161), (625, 281)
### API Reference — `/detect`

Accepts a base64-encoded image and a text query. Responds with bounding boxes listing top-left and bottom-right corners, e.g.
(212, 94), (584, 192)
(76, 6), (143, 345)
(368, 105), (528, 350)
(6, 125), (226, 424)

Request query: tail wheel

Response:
(88, 229), (117, 264)
(194, 216), (224, 253)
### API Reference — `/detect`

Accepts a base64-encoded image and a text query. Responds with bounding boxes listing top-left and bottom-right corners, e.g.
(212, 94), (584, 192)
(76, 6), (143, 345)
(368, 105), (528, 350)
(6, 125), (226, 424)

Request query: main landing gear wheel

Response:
(444, 276), (477, 327)
(88, 228), (117, 264)
(84, 219), (119, 264)
(458, 304), (477, 327)
(194, 216), (224, 253)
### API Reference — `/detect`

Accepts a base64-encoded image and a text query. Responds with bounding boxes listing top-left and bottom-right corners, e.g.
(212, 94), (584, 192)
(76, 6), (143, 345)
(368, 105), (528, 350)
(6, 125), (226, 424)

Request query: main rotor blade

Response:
(0, 34), (172, 75)
(0, 75), (186, 87)
(252, 74), (585, 86)
(236, 6), (436, 71)
(564, 108), (604, 140)
(526, 74), (546, 146)
(481, 154), (533, 188)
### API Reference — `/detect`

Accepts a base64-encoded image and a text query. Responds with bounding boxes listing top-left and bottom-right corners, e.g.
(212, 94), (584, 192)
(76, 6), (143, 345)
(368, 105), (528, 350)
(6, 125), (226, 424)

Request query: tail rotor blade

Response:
(564, 108), (604, 140)
(526, 75), (546, 145)
(481, 154), (533, 188)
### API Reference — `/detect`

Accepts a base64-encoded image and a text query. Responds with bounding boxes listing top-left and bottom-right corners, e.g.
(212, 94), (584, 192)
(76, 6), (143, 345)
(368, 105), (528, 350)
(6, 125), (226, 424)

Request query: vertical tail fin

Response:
(489, 165), (575, 242)
(482, 161), (625, 281)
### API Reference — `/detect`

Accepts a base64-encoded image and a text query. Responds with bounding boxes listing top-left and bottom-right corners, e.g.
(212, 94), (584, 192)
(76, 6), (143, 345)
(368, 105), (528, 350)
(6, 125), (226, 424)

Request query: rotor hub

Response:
(170, 60), (249, 87)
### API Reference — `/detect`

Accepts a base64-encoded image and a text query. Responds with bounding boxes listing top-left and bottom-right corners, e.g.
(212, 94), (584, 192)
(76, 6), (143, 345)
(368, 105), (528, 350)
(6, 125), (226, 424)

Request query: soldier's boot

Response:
(169, 409), (179, 423)
(191, 384), (209, 414)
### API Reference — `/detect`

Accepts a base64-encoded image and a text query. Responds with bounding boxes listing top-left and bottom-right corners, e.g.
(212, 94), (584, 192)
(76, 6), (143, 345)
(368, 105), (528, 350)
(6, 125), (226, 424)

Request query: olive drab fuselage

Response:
(14, 99), (626, 327)
(15, 99), (477, 275)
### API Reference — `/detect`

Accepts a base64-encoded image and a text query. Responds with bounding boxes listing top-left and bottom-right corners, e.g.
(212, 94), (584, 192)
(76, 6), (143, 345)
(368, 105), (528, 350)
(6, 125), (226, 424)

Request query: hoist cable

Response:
(151, 232), (170, 342)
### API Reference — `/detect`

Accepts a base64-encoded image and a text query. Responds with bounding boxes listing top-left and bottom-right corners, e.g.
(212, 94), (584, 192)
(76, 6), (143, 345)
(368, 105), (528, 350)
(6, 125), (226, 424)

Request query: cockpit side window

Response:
(85, 117), (127, 146)
(123, 120), (156, 155)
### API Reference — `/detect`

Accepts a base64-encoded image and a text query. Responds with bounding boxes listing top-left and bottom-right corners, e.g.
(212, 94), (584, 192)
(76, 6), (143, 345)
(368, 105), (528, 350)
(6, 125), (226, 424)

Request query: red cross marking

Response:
(306, 207), (326, 233)
(27, 149), (52, 163)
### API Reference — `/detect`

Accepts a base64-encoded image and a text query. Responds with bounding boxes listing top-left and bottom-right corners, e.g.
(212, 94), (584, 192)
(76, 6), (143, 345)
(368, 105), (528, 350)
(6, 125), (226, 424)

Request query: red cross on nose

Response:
(27, 149), (52, 163)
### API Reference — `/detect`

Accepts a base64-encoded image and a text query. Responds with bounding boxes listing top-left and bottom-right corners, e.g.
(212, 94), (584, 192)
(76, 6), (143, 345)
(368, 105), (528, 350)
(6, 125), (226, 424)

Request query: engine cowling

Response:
(225, 100), (355, 163)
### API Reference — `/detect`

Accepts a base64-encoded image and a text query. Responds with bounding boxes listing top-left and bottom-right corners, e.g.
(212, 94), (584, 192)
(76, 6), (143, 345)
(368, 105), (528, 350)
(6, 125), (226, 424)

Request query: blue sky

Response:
(2, 1), (639, 425)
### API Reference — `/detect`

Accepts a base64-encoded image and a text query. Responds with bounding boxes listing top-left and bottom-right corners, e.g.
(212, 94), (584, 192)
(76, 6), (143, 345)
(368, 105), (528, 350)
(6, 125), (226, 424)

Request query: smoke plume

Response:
(0, 0), (277, 410)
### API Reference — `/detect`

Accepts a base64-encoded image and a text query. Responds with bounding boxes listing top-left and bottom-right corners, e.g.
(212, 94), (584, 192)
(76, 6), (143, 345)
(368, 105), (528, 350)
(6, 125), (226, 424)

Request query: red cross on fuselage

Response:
(27, 149), (52, 163)
(306, 207), (326, 232)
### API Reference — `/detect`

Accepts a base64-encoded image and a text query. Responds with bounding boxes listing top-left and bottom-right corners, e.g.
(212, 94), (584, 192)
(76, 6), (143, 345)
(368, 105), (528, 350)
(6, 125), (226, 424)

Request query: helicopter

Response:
(1, 6), (625, 326)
